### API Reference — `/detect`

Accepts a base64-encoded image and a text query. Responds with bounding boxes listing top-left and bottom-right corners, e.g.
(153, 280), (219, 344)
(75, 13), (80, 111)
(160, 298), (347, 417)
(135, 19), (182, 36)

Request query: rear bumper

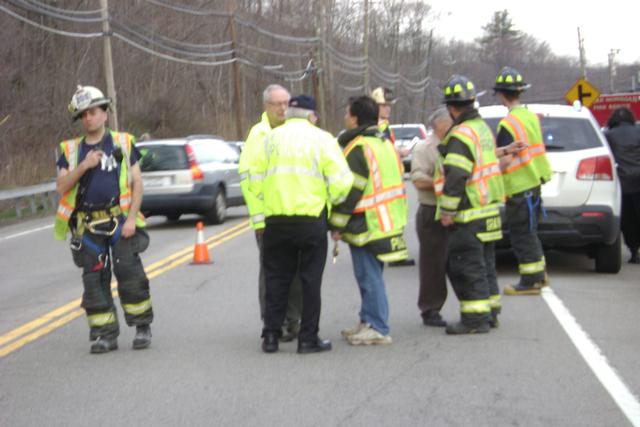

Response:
(141, 184), (215, 215)
(499, 204), (620, 249)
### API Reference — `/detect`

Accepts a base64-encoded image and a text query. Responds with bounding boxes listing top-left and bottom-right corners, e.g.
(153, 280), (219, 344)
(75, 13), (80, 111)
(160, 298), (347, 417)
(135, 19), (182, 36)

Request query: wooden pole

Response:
(229, 7), (244, 139)
(363, 0), (369, 93)
(100, 0), (118, 130)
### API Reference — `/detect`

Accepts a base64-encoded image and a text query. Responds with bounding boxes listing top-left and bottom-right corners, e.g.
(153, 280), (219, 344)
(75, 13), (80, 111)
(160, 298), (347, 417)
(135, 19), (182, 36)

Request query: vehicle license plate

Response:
(143, 177), (171, 188)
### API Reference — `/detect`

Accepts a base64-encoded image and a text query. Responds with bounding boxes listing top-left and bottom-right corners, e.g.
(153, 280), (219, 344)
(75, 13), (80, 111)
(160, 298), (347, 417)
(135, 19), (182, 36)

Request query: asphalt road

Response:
(1, 186), (639, 427)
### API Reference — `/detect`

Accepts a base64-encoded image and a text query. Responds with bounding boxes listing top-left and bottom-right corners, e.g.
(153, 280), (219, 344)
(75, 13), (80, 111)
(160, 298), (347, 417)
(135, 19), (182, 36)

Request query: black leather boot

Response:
(445, 321), (490, 335)
(90, 336), (118, 354)
(133, 325), (152, 350)
(297, 337), (332, 354)
(262, 333), (279, 353)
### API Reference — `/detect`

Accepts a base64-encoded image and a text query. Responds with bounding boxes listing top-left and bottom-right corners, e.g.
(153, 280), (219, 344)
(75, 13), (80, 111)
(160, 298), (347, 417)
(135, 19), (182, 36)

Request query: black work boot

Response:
(90, 336), (118, 354)
(262, 332), (279, 353)
(629, 250), (640, 264)
(132, 325), (152, 350)
(445, 321), (490, 335)
(297, 337), (332, 354)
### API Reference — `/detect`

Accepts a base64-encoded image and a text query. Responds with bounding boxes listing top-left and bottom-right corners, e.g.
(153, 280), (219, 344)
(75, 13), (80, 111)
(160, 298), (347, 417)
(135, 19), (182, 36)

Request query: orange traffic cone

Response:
(191, 221), (212, 265)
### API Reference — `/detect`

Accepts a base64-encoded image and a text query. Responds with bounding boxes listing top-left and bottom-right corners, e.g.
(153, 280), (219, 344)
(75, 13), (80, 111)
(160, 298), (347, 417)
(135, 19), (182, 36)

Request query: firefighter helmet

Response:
(68, 85), (110, 120)
(442, 75), (477, 104)
(493, 67), (530, 92)
(371, 87), (397, 105)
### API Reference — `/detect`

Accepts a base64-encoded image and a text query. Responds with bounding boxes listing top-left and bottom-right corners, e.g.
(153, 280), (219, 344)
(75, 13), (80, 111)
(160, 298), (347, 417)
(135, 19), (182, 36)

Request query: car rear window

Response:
(392, 127), (423, 140)
(191, 140), (239, 164)
(484, 117), (602, 151)
(139, 145), (189, 171)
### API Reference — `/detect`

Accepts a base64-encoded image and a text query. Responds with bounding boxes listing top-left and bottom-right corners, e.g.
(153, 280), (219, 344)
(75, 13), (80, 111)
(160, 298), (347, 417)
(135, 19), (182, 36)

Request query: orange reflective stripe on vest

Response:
(502, 114), (547, 175)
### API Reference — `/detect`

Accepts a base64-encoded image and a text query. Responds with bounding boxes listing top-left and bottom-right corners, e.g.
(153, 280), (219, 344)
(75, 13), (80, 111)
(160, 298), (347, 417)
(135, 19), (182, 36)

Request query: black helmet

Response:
(442, 74), (477, 104)
(493, 67), (529, 92)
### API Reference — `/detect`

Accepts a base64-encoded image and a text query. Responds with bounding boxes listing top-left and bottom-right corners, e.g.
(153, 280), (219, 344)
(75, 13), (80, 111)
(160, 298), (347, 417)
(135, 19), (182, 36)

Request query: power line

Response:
(143, 0), (230, 18)
(7, 0), (105, 23)
(0, 3), (103, 38)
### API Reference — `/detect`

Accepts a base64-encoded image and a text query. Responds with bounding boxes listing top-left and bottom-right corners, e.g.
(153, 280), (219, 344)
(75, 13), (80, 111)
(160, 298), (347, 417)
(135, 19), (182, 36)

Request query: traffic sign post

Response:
(565, 78), (601, 108)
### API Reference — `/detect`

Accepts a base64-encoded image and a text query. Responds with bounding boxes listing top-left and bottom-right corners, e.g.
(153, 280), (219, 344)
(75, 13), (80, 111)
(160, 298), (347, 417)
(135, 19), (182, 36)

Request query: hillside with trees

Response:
(1, 0), (638, 186)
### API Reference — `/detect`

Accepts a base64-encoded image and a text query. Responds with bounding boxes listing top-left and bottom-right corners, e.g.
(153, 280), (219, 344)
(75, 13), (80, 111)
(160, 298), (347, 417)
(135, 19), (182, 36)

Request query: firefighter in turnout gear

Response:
(435, 75), (505, 334)
(493, 67), (552, 295)
(249, 95), (353, 354)
(55, 85), (153, 353)
(330, 96), (409, 346)
(239, 84), (303, 341)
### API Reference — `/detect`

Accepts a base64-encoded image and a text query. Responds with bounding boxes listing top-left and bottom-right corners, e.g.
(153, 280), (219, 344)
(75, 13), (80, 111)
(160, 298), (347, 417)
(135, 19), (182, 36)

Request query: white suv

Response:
(480, 104), (622, 273)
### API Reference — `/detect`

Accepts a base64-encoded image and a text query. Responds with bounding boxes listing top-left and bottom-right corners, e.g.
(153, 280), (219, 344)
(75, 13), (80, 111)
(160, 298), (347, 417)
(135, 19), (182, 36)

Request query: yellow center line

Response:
(0, 221), (251, 358)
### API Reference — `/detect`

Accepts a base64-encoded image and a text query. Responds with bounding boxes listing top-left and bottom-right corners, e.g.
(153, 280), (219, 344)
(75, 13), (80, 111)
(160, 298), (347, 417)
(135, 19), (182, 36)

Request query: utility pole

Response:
(313, 1), (327, 129)
(577, 27), (587, 79)
(228, 5), (244, 140)
(608, 48), (621, 93)
(363, 0), (370, 93)
(100, 0), (118, 130)
(422, 29), (433, 125)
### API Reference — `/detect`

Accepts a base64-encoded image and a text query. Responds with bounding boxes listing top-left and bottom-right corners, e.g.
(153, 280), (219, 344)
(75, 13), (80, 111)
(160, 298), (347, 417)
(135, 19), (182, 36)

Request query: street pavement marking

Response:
(0, 224), (53, 242)
(542, 287), (640, 427)
(0, 220), (250, 358)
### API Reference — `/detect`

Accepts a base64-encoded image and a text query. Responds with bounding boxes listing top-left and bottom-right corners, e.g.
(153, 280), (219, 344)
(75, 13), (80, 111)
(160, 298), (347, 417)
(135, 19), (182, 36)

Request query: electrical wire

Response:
(0, 3), (103, 38)
(111, 19), (234, 58)
(7, 0), (105, 23)
(143, 0), (230, 17)
(235, 17), (319, 45)
(18, 0), (104, 15)
(238, 43), (306, 59)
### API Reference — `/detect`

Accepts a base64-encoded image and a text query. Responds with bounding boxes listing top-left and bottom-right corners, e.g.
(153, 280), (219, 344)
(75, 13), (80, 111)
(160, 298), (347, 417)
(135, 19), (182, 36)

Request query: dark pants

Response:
(256, 233), (302, 325)
(415, 204), (448, 318)
(506, 187), (546, 286)
(621, 192), (640, 253)
(446, 220), (494, 327)
(262, 220), (328, 343)
(77, 224), (152, 340)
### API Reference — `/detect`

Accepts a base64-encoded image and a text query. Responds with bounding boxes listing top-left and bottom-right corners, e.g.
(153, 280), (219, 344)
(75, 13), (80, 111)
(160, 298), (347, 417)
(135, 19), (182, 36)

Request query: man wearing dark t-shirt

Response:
(55, 85), (153, 354)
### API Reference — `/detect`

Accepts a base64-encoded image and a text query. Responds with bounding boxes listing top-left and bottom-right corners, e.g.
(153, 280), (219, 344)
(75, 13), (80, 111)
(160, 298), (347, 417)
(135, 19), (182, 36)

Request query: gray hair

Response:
(262, 84), (290, 104)
(285, 107), (313, 120)
(428, 107), (450, 128)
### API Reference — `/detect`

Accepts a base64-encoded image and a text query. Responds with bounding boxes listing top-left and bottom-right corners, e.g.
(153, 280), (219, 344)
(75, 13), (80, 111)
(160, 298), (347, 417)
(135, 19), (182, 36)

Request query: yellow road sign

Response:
(565, 78), (601, 108)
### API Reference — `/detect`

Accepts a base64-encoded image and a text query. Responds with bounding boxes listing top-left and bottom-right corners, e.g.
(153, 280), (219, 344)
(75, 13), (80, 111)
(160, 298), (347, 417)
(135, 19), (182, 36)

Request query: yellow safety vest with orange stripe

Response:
(498, 106), (552, 197)
(338, 135), (408, 261)
(434, 118), (505, 236)
(53, 130), (145, 241)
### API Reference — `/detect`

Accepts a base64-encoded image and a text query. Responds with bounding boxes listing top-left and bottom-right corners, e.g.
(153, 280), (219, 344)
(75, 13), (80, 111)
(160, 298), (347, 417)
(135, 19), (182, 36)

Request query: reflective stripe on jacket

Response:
(435, 118), (505, 227)
(330, 134), (409, 262)
(239, 112), (271, 229)
(249, 118), (353, 218)
(498, 106), (552, 196)
(53, 131), (145, 241)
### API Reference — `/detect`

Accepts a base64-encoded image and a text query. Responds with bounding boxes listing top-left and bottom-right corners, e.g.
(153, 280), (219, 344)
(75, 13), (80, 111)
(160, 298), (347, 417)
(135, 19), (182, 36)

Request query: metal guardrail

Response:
(0, 181), (58, 218)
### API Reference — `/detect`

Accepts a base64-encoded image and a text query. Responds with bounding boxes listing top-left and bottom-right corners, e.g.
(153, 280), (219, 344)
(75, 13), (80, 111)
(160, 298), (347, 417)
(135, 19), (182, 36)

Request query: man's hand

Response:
(122, 215), (137, 238)
(440, 214), (455, 227)
(255, 228), (265, 238)
(331, 231), (342, 241)
(82, 149), (104, 170)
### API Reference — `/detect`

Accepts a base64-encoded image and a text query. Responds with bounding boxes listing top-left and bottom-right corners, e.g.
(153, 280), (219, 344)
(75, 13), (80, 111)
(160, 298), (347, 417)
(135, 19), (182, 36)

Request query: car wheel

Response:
(594, 234), (622, 273)
(204, 187), (227, 224)
(166, 214), (181, 222)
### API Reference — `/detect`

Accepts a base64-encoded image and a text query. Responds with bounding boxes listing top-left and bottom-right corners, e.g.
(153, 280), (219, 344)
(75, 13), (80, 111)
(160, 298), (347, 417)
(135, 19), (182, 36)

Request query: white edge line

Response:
(0, 224), (54, 242)
(542, 287), (640, 427)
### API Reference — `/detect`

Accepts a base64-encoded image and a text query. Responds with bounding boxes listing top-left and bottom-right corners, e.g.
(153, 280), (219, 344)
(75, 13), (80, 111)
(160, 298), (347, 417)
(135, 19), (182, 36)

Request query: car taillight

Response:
(576, 155), (613, 181)
(419, 128), (427, 139)
(185, 144), (204, 181)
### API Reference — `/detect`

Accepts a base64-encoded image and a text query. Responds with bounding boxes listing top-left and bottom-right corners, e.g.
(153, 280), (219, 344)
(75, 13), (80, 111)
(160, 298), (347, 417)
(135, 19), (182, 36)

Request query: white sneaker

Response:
(347, 325), (392, 346)
(341, 321), (367, 338)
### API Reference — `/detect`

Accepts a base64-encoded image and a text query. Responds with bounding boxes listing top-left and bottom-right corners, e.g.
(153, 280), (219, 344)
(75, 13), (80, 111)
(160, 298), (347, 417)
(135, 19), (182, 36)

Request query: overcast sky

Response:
(426, 0), (639, 66)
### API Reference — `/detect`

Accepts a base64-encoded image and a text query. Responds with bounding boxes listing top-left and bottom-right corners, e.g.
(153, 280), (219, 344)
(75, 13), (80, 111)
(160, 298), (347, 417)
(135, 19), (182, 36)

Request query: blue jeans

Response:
(349, 245), (390, 335)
